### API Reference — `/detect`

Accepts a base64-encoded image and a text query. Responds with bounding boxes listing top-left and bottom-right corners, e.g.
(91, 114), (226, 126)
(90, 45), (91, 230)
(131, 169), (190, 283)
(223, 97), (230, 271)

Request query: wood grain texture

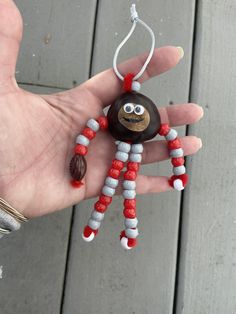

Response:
(176, 1), (236, 313)
(15, 0), (97, 89)
(62, 1), (196, 313)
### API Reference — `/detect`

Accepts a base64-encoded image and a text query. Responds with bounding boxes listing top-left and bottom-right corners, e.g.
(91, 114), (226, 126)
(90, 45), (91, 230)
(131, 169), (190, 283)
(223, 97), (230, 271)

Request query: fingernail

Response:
(176, 46), (184, 59)
(198, 138), (202, 148)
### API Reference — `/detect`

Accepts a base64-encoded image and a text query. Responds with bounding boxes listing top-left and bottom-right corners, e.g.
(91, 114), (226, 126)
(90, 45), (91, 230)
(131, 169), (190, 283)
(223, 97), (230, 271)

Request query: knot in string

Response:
(113, 3), (156, 84)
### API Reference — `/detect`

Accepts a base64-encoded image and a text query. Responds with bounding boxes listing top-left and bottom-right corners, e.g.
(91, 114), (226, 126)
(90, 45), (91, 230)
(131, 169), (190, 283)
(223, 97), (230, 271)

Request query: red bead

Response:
(108, 168), (120, 179)
(171, 157), (185, 167)
(123, 73), (135, 92)
(169, 174), (188, 188)
(120, 230), (126, 240)
(112, 159), (124, 170)
(97, 116), (108, 130)
(127, 237), (137, 248)
(124, 170), (137, 180)
(127, 162), (139, 172)
(158, 124), (170, 136)
(99, 195), (112, 205)
(83, 225), (98, 237)
(95, 201), (107, 213)
(124, 199), (136, 209)
(82, 128), (96, 140)
(168, 138), (181, 150)
(123, 208), (136, 218)
(74, 144), (88, 156)
(70, 180), (84, 188)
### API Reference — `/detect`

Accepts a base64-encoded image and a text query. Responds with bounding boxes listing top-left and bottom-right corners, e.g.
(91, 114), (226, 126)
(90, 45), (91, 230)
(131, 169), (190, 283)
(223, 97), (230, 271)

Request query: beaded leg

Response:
(158, 124), (188, 190)
(120, 143), (143, 250)
(82, 141), (131, 242)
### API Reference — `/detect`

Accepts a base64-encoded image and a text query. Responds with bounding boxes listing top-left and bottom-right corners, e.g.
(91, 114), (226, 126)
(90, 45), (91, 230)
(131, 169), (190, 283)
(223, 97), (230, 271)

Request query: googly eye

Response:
(134, 105), (145, 115)
(123, 103), (134, 113)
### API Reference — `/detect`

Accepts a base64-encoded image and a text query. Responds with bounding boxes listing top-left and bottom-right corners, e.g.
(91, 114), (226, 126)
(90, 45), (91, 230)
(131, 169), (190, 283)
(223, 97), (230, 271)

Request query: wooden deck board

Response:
(176, 1), (236, 313)
(62, 1), (195, 313)
(15, 0), (97, 89)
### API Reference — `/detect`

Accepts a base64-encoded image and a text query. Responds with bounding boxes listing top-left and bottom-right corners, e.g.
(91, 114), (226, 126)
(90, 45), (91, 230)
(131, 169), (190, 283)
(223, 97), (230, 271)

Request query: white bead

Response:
(115, 151), (129, 162)
(123, 190), (136, 199)
(82, 232), (95, 242)
(125, 218), (138, 228)
(123, 180), (136, 190)
(91, 210), (104, 222)
(131, 81), (141, 91)
(125, 228), (139, 238)
(105, 177), (119, 189)
(165, 129), (178, 141)
(102, 185), (116, 197)
(88, 219), (101, 230)
(118, 142), (131, 153)
(120, 237), (132, 250)
(76, 134), (90, 146)
(130, 153), (142, 163)
(173, 179), (184, 191)
(169, 148), (183, 158)
(131, 144), (143, 154)
(87, 119), (100, 132)
(173, 166), (186, 175)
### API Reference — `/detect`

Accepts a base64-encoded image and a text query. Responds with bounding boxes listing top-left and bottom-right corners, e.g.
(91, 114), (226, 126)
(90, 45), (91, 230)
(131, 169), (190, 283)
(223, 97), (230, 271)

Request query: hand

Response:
(0, 0), (203, 218)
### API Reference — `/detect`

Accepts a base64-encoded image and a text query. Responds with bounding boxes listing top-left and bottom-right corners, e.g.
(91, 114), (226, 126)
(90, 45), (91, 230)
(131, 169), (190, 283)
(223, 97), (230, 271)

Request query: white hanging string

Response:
(113, 3), (156, 81)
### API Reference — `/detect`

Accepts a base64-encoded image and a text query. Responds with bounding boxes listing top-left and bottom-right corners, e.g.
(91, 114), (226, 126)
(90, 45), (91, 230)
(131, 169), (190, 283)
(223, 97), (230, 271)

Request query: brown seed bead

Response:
(69, 154), (87, 181)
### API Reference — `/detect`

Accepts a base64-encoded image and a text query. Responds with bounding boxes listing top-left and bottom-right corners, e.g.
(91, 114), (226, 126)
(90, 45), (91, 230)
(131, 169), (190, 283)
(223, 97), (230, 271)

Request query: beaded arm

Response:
(69, 116), (108, 188)
(158, 124), (188, 190)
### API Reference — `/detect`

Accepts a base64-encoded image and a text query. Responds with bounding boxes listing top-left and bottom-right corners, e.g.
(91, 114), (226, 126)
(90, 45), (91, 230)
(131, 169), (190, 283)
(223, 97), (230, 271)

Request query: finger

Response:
(142, 136), (202, 165)
(0, 0), (23, 83)
(158, 103), (204, 126)
(81, 46), (183, 107)
(136, 175), (172, 194)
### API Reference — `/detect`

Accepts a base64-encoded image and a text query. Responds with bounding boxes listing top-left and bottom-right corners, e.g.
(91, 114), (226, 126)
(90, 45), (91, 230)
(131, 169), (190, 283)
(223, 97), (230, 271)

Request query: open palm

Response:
(0, 0), (203, 218)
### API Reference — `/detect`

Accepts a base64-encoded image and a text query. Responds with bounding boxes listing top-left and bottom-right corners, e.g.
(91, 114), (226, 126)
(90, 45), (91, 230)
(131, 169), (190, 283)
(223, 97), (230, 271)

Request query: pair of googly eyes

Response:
(123, 103), (145, 115)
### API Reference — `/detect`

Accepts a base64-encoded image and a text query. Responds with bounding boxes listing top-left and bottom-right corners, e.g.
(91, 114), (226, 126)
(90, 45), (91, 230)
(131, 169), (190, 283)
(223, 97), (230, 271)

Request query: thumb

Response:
(0, 0), (22, 86)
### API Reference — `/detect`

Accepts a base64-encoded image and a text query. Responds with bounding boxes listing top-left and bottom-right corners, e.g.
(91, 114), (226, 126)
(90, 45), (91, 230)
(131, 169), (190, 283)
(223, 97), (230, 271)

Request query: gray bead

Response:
(0, 209), (21, 231)
(131, 144), (143, 154)
(76, 134), (90, 146)
(118, 142), (131, 153)
(169, 148), (184, 158)
(123, 190), (136, 199)
(130, 153), (142, 163)
(124, 218), (138, 228)
(165, 128), (178, 141)
(87, 119), (100, 132)
(115, 151), (129, 162)
(173, 165), (186, 175)
(102, 185), (116, 197)
(88, 219), (101, 230)
(91, 210), (104, 222)
(123, 180), (136, 190)
(105, 176), (119, 189)
(125, 228), (139, 238)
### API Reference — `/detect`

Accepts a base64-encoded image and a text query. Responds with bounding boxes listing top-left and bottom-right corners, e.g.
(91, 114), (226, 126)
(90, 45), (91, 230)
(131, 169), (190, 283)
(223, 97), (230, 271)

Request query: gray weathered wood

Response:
(15, 0), (97, 89)
(176, 1), (236, 313)
(62, 1), (196, 313)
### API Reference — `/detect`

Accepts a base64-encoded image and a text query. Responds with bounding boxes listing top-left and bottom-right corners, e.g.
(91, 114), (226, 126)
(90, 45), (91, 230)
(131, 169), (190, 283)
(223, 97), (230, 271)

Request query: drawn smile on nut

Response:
(118, 103), (150, 132)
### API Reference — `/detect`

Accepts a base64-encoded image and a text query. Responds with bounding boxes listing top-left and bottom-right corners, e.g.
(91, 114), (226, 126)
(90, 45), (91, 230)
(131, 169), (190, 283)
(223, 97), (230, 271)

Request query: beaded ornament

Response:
(69, 4), (188, 250)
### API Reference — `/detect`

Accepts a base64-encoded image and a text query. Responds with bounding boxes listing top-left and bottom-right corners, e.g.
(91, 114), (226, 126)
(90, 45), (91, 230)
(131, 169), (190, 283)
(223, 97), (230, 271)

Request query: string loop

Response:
(113, 4), (156, 82)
